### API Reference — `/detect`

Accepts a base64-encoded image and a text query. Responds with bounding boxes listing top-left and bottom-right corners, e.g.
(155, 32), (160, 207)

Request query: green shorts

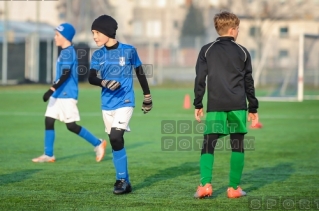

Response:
(204, 110), (247, 137)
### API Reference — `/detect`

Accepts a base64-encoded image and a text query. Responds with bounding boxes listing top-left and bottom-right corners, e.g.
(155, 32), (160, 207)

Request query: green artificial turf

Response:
(0, 84), (318, 211)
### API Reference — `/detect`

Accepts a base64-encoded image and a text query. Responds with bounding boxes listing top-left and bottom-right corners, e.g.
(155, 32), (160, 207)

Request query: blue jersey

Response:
(90, 43), (142, 110)
(52, 46), (79, 100)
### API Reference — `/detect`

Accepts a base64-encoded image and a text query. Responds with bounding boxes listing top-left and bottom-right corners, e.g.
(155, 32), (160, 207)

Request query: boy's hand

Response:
(195, 108), (204, 122)
(43, 87), (55, 102)
(248, 113), (259, 127)
(101, 80), (121, 91)
(142, 94), (152, 114)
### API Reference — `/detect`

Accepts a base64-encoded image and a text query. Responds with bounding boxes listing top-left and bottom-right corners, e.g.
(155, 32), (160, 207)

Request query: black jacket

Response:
(193, 36), (258, 113)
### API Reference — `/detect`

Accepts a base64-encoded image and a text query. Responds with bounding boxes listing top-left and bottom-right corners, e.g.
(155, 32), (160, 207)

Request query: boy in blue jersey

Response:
(89, 15), (152, 194)
(32, 23), (106, 163)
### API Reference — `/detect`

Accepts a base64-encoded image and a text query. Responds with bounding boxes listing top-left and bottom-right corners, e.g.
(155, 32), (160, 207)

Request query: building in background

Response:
(212, 0), (319, 88)
(1, 0), (319, 87)
(0, 1), (59, 26)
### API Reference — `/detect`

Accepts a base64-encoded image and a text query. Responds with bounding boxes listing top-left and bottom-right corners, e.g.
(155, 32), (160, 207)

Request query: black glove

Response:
(43, 89), (54, 102)
(142, 95), (152, 114)
(101, 79), (121, 91)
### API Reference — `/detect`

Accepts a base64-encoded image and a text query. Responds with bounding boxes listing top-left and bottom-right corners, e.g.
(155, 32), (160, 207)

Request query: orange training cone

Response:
(183, 94), (191, 109)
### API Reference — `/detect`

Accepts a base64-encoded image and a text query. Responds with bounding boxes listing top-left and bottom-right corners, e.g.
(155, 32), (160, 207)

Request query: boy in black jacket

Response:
(193, 11), (259, 199)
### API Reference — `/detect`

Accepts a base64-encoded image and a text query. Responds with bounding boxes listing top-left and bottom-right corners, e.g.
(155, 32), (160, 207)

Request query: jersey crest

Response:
(119, 57), (125, 66)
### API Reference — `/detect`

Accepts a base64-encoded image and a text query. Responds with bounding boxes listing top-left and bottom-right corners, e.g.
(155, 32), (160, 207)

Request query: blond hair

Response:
(214, 11), (240, 36)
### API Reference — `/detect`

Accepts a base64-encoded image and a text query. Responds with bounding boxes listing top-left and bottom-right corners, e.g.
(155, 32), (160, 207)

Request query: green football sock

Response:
(229, 152), (245, 189)
(200, 153), (214, 185)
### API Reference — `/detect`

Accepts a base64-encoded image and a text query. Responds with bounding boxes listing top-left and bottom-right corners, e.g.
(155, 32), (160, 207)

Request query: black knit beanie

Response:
(91, 15), (118, 39)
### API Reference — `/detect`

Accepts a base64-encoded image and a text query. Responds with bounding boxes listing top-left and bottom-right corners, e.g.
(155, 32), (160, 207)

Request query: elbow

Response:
(88, 77), (94, 85)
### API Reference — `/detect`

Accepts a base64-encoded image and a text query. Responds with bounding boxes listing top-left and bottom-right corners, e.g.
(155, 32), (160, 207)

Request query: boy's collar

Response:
(217, 36), (235, 41)
(61, 44), (73, 49)
(104, 41), (119, 50)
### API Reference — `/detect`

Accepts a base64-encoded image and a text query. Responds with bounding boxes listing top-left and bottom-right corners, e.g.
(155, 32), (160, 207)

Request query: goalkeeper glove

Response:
(101, 79), (121, 91)
(43, 88), (55, 102)
(142, 95), (152, 114)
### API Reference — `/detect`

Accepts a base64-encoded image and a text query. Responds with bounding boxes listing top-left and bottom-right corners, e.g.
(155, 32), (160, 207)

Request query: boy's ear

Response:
(230, 27), (238, 34)
(227, 27), (233, 35)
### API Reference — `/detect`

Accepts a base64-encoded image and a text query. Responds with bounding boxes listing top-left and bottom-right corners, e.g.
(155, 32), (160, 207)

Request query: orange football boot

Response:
(227, 186), (247, 198)
(194, 184), (213, 199)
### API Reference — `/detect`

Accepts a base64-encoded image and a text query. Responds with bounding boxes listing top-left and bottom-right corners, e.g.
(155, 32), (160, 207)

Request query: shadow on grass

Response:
(0, 169), (42, 186)
(212, 162), (294, 198)
(57, 141), (151, 162)
(125, 141), (151, 151)
(57, 151), (99, 161)
(133, 162), (198, 191)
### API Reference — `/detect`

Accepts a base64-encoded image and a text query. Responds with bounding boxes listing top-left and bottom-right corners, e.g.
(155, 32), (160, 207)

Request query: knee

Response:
(201, 134), (219, 155)
(45, 117), (55, 130)
(66, 122), (81, 134)
(230, 137), (244, 153)
(109, 128), (124, 151)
